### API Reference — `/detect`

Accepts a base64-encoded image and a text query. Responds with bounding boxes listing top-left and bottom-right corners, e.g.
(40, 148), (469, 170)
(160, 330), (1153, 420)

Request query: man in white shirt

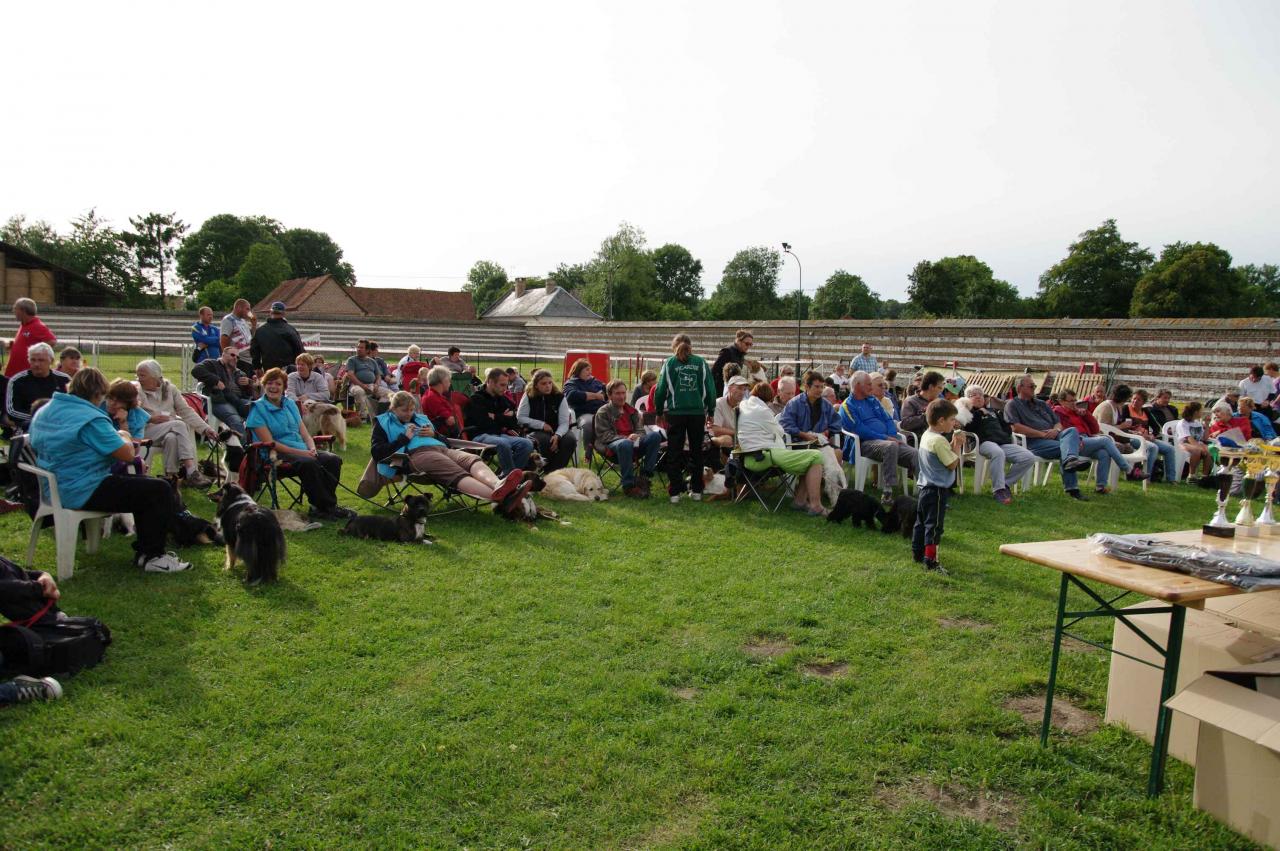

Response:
(711, 375), (749, 448)
(829, 364), (850, 396)
(220, 299), (256, 373)
(1240, 365), (1275, 406)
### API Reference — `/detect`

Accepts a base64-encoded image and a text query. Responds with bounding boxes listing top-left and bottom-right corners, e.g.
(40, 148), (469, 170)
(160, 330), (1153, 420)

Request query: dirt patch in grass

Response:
(876, 779), (1021, 831)
(741, 636), (794, 659)
(672, 687), (700, 701)
(1003, 693), (1100, 735)
(939, 616), (993, 631)
(801, 661), (849, 679)
(621, 793), (707, 850)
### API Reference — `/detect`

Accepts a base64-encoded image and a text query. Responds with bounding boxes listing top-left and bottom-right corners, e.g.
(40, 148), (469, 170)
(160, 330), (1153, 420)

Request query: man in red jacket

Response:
(1052, 388), (1143, 492)
(4, 298), (56, 378)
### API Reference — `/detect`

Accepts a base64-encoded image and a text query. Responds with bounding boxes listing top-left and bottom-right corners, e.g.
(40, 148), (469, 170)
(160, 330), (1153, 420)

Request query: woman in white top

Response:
(1172, 401), (1211, 480)
(735, 383), (827, 516)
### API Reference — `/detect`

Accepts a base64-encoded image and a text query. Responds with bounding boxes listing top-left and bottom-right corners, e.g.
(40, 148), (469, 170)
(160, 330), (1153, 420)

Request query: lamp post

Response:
(782, 243), (802, 371)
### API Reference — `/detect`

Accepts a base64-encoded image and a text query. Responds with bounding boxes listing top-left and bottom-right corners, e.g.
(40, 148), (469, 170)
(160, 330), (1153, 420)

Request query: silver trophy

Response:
(1203, 462), (1235, 538)
(1257, 462), (1279, 533)
(1234, 475), (1262, 537)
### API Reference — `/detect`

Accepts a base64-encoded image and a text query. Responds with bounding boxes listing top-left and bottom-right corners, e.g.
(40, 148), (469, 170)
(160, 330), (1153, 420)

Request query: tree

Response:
(907, 255), (1015, 318)
(176, 214), (283, 292)
(1038, 219), (1153, 318)
(810, 270), (882, 319)
(579, 222), (657, 320)
(65, 209), (147, 305)
(702, 246), (784, 320)
(878, 298), (907, 319)
(234, 242), (293, 307)
(651, 243), (703, 312)
(120, 212), (188, 301)
(196, 279), (239, 312)
(779, 290), (811, 321)
(1130, 241), (1242, 317)
(1237, 263), (1280, 315)
(464, 260), (509, 316)
(280, 228), (356, 285)
(547, 262), (589, 296)
(1, 215), (70, 267)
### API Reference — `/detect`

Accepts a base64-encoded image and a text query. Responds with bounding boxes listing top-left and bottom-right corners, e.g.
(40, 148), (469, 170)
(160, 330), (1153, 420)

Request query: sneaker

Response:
(993, 487), (1012, 505)
(1066, 489), (1088, 501)
(923, 559), (949, 576)
(1062, 455), (1092, 473)
(669, 494), (681, 504)
(309, 506), (356, 521)
(1125, 468), (1147, 482)
(624, 485), (648, 499)
(11, 675), (62, 702)
(490, 469), (525, 505)
(141, 552), (191, 573)
(182, 469), (213, 489)
(690, 492), (702, 502)
(1095, 486), (1111, 495)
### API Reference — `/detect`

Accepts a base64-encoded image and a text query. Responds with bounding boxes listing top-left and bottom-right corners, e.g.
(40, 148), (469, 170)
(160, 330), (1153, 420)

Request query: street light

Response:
(782, 243), (802, 371)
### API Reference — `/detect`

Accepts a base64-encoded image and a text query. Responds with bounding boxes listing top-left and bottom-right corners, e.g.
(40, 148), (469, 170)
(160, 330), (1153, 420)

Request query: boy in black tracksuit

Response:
(913, 398), (962, 575)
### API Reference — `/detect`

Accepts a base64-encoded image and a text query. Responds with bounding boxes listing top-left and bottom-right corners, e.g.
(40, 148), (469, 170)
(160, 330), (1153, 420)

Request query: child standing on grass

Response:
(914, 398), (963, 575)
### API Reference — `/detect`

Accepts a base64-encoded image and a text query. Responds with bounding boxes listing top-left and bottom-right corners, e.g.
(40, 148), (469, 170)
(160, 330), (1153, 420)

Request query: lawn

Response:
(0, 425), (1260, 849)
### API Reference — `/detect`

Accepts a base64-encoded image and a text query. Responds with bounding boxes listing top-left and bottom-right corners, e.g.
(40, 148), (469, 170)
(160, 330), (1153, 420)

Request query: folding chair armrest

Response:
(446, 438), (494, 456)
(313, 435), (335, 448)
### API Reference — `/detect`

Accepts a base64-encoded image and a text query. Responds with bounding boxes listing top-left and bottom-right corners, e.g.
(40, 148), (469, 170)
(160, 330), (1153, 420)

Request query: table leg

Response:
(1147, 604), (1186, 797)
(1041, 573), (1070, 747)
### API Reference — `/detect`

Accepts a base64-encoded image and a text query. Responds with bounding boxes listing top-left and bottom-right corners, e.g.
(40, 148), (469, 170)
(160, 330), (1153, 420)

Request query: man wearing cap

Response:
(711, 375), (750, 448)
(899, 370), (944, 440)
(251, 301), (306, 374)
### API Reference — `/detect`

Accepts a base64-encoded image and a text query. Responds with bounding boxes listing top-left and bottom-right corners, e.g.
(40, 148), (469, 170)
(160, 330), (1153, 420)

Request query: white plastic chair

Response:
(842, 429), (915, 495)
(1095, 423), (1150, 493)
(20, 463), (113, 581)
(958, 432), (990, 495)
(1161, 420), (1190, 481)
(1011, 432), (1055, 490)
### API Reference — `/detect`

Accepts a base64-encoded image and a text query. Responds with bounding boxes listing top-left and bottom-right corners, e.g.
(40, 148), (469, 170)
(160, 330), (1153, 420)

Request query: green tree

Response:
(907, 255), (1014, 318)
(958, 275), (1023, 318)
(234, 242), (293, 306)
(196, 279), (239, 312)
(547, 262), (589, 296)
(1, 215), (71, 267)
(702, 246), (784, 320)
(464, 260), (509, 316)
(651, 243), (703, 312)
(1038, 219), (1153, 318)
(120, 212), (188, 301)
(779, 290), (811, 321)
(1130, 242), (1242, 317)
(579, 222), (657, 320)
(176, 214), (283, 292)
(280, 228), (356, 285)
(810, 270), (881, 319)
(878, 298), (907, 319)
(1237, 263), (1280, 315)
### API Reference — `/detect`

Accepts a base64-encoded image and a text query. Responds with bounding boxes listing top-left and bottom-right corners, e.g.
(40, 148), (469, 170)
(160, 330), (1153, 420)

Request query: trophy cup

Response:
(1255, 459), (1279, 534)
(1233, 474), (1263, 537)
(1203, 460), (1236, 538)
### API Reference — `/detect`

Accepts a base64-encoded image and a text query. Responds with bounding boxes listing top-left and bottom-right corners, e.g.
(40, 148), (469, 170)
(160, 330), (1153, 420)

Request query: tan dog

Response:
(302, 402), (348, 450)
(541, 468), (609, 501)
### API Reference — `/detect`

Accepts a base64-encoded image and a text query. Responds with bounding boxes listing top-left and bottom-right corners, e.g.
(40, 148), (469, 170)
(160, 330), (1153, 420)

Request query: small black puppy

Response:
(212, 482), (286, 585)
(340, 494), (435, 544)
(827, 488), (886, 529)
(172, 510), (222, 547)
(879, 495), (918, 537)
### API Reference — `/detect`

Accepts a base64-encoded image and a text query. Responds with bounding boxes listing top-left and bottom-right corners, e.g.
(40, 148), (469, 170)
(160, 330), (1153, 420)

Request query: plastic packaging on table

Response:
(1090, 533), (1280, 592)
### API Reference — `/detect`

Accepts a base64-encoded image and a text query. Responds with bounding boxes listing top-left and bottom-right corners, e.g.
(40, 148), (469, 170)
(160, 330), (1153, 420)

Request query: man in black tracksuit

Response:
(710, 329), (754, 397)
(250, 302), (305, 373)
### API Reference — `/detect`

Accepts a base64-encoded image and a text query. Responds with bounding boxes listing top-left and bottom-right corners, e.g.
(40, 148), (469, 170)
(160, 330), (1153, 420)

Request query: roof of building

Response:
(255, 277), (476, 320)
(0, 240), (115, 306)
(255, 275), (363, 313)
(481, 284), (601, 321)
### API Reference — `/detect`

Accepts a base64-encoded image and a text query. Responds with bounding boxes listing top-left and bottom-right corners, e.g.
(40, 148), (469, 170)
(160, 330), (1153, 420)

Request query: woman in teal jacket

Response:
(654, 333), (716, 502)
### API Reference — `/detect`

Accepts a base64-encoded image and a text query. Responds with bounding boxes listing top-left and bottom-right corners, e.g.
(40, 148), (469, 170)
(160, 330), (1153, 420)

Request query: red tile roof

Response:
(254, 275), (363, 313)
(348, 287), (476, 321)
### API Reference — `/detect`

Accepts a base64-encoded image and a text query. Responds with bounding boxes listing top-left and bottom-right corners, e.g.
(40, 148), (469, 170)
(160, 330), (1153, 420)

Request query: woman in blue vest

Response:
(245, 368), (351, 521)
(28, 367), (187, 573)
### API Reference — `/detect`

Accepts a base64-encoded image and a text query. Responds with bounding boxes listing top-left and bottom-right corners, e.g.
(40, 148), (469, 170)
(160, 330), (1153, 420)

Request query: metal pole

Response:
(782, 246), (802, 372)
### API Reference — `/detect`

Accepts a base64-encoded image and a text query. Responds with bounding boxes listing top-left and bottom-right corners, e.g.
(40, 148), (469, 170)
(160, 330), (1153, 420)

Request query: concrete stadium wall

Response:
(3, 307), (1275, 398)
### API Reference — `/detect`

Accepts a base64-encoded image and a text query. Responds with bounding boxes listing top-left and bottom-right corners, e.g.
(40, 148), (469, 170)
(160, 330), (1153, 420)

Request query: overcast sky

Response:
(5, 1), (1278, 303)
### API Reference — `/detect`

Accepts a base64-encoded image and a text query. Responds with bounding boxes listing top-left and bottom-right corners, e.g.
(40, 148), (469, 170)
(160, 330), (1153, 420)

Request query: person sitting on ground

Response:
(191, 305), (220, 363)
(564, 358), (608, 456)
(31, 367), (188, 572)
(136, 359), (216, 487)
(838, 370), (920, 504)
(1173, 401), (1212, 480)
(5, 343), (68, 432)
(516, 369), (577, 473)
(420, 365), (462, 438)
(286, 352), (331, 414)
(769, 375), (797, 416)
(1208, 400), (1251, 443)
(465, 368), (535, 477)
(246, 368), (352, 521)
(769, 364), (795, 393)
(441, 346), (472, 374)
(363, 391), (529, 510)
(1093, 384), (1177, 485)
(957, 385), (1036, 504)
(192, 345), (255, 435)
(914, 398), (963, 575)
(1239, 396), (1277, 442)
(779, 370), (837, 445)
(653, 333), (717, 503)
(869, 372), (897, 421)
(594, 379), (662, 498)
(1004, 374), (1101, 501)
(899, 371), (943, 439)
(736, 382), (827, 516)
(344, 339), (391, 422)
(57, 347), (82, 378)
(103, 379), (150, 476)
(1052, 387), (1152, 492)
(711, 375), (750, 449)
(1146, 389), (1179, 432)
(711, 329), (753, 397)
(631, 369), (657, 406)
(0, 559), (66, 706)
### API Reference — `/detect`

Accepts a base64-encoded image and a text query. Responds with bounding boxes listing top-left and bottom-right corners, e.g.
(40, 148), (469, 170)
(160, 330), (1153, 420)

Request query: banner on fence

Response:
(303, 334), (322, 348)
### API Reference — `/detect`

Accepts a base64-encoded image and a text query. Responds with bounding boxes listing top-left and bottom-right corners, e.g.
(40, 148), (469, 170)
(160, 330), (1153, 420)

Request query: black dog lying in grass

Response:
(340, 494), (435, 544)
(828, 489), (918, 537)
(878, 495), (918, 538)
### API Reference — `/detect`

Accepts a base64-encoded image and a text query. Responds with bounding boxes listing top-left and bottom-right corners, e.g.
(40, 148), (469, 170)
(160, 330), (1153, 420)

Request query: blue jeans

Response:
(0, 679), (16, 706)
(1082, 435), (1131, 486)
(473, 433), (534, 476)
(609, 432), (662, 487)
(1025, 427), (1083, 490)
(212, 397), (253, 436)
(1136, 438), (1179, 482)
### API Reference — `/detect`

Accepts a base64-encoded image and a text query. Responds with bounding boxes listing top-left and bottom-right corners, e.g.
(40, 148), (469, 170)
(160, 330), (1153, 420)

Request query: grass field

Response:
(0, 424), (1261, 849)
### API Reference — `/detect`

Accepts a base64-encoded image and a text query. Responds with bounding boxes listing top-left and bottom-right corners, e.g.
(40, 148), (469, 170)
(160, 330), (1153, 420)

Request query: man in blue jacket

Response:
(838, 370), (919, 503)
(779, 370), (838, 443)
(191, 306), (221, 363)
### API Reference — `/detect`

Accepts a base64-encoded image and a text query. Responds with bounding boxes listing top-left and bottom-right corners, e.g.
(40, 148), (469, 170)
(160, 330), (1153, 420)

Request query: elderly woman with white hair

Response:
(4, 342), (68, 431)
(955, 384), (1037, 504)
(135, 359), (216, 487)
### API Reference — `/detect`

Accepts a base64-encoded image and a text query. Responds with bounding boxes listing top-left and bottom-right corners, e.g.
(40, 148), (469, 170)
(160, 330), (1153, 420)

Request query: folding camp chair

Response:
(381, 439), (497, 516)
(729, 448), (796, 512)
(243, 435), (335, 510)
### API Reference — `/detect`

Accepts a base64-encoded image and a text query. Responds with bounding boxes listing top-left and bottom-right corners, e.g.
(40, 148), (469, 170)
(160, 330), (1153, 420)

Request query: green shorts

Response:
(743, 448), (823, 475)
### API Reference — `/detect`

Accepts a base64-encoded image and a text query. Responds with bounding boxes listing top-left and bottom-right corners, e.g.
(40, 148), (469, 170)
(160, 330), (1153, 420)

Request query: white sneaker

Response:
(691, 492), (702, 502)
(669, 495), (681, 504)
(142, 552), (191, 573)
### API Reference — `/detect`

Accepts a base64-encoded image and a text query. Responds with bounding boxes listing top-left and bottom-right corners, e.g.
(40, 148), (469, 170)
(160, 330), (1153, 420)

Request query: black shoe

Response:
(1062, 455), (1092, 473)
(1066, 489), (1088, 501)
(923, 559), (949, 576)
(1125, 468), (1147, 482)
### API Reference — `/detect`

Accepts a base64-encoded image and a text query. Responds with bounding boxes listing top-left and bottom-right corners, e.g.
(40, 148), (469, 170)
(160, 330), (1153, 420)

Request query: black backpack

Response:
(0, 616), (112, 678)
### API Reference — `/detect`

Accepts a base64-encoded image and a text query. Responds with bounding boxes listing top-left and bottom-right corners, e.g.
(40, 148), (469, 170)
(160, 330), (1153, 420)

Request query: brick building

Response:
(255, 276), (476, 321)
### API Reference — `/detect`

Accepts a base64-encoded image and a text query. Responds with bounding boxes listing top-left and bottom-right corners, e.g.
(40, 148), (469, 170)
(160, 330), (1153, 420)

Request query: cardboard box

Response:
(1166, 661), (1280, 849)
(1203, 590), (1280, 641)
(1105, 601), (1280, 766)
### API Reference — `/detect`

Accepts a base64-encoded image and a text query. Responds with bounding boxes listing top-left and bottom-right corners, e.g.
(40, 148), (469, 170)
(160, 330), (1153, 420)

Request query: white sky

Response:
(4, 1), (1278, 302)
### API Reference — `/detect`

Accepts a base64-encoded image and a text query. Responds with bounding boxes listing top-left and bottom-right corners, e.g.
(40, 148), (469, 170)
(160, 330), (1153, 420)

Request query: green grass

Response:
(0, 426), (1260, 849)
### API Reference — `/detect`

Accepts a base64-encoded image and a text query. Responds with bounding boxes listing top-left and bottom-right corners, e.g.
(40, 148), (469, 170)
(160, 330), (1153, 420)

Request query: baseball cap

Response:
(270, 301), (286, 312)
(727, 375), (750, 387)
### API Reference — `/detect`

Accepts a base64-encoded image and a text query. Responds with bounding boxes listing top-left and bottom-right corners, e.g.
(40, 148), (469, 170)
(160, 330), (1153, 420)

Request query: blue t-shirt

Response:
(245, 396), (307, 451)
(99, 402), (151, 440)
(31, 393), (126, 509)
